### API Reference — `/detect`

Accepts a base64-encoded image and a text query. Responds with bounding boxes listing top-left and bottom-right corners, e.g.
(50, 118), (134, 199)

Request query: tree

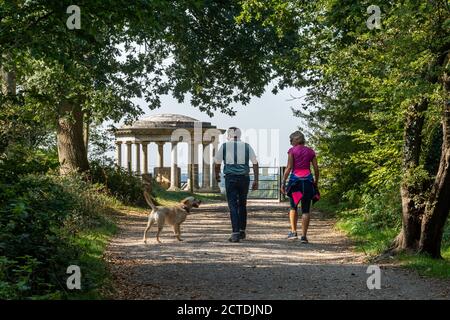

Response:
(419, 53), (450, 256)
(240, 0), (450, 257)
(1, 0), (298, 174)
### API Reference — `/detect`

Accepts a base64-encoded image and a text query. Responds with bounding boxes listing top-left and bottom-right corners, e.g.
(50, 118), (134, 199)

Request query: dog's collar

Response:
(181, 205), (190, 213)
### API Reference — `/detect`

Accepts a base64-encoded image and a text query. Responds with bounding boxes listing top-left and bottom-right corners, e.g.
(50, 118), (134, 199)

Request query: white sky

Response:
(110, 44), (309, 172)
(121, 85), (308, 172)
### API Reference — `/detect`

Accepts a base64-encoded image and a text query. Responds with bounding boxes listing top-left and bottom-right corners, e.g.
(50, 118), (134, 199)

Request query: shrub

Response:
(0, 173), (113, 299)
(89, 160), (146, 206)
(0, 144), (59, 182)
(359, 187), (402, 229)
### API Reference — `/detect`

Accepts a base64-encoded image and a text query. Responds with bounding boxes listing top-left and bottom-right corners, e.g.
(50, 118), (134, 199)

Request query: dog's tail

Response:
(143, 189), (157, 211)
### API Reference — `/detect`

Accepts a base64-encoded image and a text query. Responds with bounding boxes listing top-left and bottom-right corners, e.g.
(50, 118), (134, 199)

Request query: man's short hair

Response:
(227, 127), (241, 140)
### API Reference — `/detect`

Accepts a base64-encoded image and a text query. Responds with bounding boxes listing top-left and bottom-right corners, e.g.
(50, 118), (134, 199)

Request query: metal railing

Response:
(177, 166), (288, 201)
(247, 166), (284, 200)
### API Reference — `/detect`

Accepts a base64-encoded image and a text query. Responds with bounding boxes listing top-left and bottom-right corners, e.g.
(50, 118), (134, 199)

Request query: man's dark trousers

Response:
(225, 174), (250, 233)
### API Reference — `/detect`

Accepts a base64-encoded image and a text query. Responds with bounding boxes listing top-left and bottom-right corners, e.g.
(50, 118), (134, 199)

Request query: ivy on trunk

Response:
(56, 101), (89, 175)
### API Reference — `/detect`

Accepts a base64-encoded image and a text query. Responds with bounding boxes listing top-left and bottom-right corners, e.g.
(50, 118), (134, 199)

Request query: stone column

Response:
(202, 142), (211, 190)
(155, 142), (164, 182)
(134, 142), (141, 174)
(191, 142), (200, 190)
(186, 142), (201, 191)
(186, 142), (193, 192)
(125, 141), (132, 173)
(157, 142), (164, 168)
(211, 141), (220, 191)
(141, 142), (149, 174)
(168, 141), (179, 190)
(115, 141), (122, 168)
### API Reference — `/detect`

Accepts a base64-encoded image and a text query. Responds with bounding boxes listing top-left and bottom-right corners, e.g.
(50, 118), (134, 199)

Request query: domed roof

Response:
(138, 113), (199, 123)
(117, 113), (224, 132)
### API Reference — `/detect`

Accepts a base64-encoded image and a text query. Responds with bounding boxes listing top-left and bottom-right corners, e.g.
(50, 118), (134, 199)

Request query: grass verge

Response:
(332, 204), (450, 279)
(335, 214), (399, 256)
(336, 216), (450, 279)
(67, 213), (118, 299)
(152, 183), (225, 207)
(398, 248), (450, 279)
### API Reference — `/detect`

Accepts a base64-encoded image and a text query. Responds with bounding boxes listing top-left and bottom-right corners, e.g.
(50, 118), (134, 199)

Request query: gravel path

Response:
(104, 200), (450, 299)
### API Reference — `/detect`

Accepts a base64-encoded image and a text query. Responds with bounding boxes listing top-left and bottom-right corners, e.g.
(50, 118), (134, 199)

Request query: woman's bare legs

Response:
(301, 213), (310, 237)
(289, 209), (298, 232)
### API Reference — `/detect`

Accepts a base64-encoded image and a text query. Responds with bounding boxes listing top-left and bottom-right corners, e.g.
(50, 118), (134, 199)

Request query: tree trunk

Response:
(56, 100), (90, 175)
(389, 100), (428, 253)
(1, 51), (16, 95)
(419, 131), (450, 258)
(1, 66), (16, 95)
(418, 54), (450, 258)
(0, 58), (17, 154)
(83, 111), (90, 155)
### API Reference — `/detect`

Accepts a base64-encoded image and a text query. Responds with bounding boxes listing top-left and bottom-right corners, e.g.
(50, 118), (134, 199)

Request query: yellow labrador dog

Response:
(143, 193), (201, 244)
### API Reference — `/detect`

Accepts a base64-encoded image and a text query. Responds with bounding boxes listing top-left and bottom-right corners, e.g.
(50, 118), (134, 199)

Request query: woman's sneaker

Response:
(300, 236), (309, 244)
(287, 231), (298, 240)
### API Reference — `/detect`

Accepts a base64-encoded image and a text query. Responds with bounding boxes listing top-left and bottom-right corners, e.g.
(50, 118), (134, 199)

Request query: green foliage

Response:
(356, 188), (402, 230)
(336, 216), (400, 256)
(88, 125), (115, 165)
(0, 173), (115, 299)
(0, 144), (59, 182)
(0, 80), (56, 155)
(240, 0), (449, 258)
(2, 0), (300, 135)
(89, 161), (146, 206)
(0, 144), (125, 299)
(403, 219), (450, 278)
(399, 246), (450, 279)
(403, 165), (434, 207)
(86, 126), (148, 206)
(67, 219), (117, 299)
(333, 184), (402, 255)
(423, 123), (443, 176)
(88, 160), (225, 208)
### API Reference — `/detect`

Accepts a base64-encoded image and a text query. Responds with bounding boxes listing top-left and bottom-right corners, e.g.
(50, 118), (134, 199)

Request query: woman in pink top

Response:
(280, 131), (319, 242)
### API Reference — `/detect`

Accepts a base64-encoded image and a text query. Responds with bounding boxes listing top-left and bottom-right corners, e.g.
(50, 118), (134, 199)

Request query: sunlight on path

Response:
(105, 200), (450, 300)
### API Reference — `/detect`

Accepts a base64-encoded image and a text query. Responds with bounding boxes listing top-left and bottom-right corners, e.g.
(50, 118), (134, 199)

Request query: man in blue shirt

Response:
(214, 127), (259, 242)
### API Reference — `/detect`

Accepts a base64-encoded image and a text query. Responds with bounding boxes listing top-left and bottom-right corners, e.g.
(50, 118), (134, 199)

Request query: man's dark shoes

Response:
(239, 230), (246, 240)
(228, 233), (240, 243)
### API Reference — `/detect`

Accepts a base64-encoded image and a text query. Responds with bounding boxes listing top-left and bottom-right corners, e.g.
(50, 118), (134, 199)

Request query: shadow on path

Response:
(105, 200), (450, 300)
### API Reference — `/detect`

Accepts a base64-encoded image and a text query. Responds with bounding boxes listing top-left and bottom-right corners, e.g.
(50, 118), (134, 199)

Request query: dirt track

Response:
(105, 200), (450, 299)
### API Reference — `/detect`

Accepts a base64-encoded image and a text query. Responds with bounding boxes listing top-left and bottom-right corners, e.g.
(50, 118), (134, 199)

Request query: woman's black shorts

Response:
(288, 179), (314, 214)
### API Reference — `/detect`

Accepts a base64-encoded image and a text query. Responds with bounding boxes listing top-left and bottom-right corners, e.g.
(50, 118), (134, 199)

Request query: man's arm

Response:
(214, 144), (223, 182)
(249, 145), (259, 190)
(214, 162), (222, 182)
(252, 162), (259, 190)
